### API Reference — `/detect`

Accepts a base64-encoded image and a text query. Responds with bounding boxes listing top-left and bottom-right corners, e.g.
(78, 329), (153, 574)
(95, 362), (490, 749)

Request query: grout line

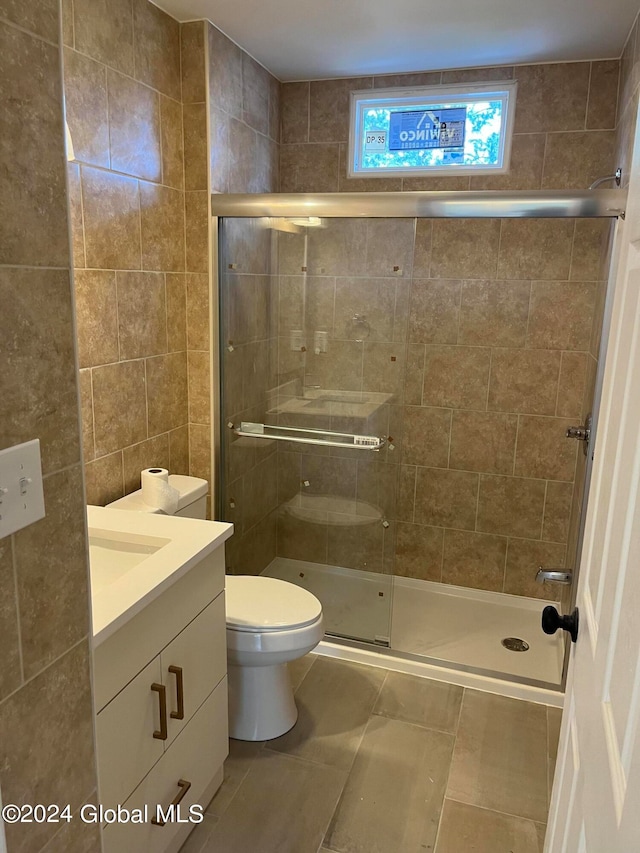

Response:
(163, 272), (170, 352)
(89, 367), (97, 461)
(567, 219), (578, 283)
(74, 158), (198, 193)
(114, 272), (122, 362)
(205, 758), (256, 823)
(444, 795), (547, 827)
(484, 347), (493, 414)
(433, 689), (467, 851)
(0, 13), (59, 47)
(78, 164), (88, 269)
(585, 62), (593, 131)
(100, 69), (112, 176)
(473, 471), (481, 533)
(523, 280), (534, 346)
(438, 524), (445, 582)
(10, 535), (25, 686)
(502, 536), (511, 593)
(0, 634), (90, 710)
(136, 176), (143, 269)
(512, 414), (521, 477)
(554, 352), (565, 417)
(540, 479), (549, 541)
(454, 279), (463, 346)
(540, 132), (550, 187)
(546, 705), (553, 807)
(143, 358), (150, 440)
(130, 0), (136, 83)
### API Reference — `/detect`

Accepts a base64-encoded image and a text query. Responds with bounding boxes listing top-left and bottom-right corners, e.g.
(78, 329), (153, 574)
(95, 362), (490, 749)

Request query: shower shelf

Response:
(232, 422), (386, 451)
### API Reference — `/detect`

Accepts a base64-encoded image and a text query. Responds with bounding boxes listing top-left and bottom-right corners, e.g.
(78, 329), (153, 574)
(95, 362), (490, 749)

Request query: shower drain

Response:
(501, 637), (530, 652)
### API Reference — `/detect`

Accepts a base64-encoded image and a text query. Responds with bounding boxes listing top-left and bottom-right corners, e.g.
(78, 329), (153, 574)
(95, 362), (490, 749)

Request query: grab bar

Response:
(231, 422), (386, 451)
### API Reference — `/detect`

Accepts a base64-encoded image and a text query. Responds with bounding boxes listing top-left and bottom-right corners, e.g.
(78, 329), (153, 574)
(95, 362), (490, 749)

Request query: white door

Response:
(546, 124), (640, 850)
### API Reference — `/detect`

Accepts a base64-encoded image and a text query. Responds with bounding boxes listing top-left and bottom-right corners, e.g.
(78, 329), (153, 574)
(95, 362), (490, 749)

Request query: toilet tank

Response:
(106, 474), (209, 519)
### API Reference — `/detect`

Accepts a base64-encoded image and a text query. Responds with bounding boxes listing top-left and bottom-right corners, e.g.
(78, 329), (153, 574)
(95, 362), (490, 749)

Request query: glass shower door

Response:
(218, 216), (398, 645)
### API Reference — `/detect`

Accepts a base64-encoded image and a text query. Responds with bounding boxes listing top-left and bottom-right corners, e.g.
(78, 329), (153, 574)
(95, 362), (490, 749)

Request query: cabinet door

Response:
(97, 656), (165, 810)
(161, 592), (226, 746)
(102, 677), (228, 853)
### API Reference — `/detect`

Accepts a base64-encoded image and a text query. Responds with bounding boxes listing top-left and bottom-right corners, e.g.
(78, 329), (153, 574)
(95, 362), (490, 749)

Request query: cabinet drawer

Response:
(102, 678), (228, 853)
(97, 657), (165, 810)
(162, 593), (226, 745)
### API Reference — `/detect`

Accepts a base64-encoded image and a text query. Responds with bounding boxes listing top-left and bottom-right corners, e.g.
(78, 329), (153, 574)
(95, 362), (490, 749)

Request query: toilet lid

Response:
(225, 576), (322, 632)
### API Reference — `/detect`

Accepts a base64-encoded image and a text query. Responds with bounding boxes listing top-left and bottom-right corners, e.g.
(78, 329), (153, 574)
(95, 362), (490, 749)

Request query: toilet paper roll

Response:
(141, 468), (180, 515)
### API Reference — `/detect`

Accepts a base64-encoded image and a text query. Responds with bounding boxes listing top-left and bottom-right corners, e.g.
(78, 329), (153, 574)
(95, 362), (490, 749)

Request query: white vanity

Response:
(87, 506), (233, 853)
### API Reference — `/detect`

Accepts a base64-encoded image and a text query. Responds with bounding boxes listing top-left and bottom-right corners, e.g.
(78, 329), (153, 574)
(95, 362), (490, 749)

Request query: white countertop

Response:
(87, 505), (233, 646)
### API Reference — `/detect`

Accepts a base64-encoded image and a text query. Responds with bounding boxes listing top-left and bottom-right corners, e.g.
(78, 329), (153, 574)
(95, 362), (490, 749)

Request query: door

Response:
(546, 129), (640, 848)
(217, 216), (395, 645)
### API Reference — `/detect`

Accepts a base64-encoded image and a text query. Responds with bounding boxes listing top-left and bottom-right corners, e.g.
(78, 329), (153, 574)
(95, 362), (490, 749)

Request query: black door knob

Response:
(542, 606), (579, 643)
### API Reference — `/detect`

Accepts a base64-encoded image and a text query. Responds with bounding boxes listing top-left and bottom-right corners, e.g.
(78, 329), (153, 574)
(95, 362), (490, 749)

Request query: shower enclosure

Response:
(213, 190), (624, 692)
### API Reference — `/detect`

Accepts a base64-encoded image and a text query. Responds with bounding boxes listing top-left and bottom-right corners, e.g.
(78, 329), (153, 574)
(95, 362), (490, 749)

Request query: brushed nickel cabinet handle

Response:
(151, 778), (192, 826)
(168, 665), (185, 720)
(151, 682), (168, 740)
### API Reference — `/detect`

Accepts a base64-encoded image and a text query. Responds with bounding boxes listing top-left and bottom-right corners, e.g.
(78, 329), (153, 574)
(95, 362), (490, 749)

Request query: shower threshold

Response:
(262, 557), (564, 689)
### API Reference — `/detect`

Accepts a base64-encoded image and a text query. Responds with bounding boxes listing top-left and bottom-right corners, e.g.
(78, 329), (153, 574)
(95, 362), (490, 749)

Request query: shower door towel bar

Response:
(232, 422), (386, 451)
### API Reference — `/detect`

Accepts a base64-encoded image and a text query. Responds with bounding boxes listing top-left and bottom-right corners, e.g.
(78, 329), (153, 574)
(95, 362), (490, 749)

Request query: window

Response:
(349, 82), (517, 178)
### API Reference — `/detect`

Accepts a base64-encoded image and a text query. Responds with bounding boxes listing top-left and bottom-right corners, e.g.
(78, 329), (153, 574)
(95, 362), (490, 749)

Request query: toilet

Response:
(226, 575), (324, 741)
(106, 475), (324, 742)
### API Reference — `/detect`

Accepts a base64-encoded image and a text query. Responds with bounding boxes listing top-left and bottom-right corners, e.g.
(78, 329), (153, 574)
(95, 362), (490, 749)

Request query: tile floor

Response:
(181, 655), (561, 853)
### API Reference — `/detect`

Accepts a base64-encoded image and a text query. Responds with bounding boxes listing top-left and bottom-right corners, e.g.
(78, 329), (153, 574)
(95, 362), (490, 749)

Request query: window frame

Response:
(348, 81), (518, 179)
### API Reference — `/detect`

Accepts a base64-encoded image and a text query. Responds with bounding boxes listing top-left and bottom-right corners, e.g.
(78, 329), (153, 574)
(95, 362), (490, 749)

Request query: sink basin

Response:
(87, 505), (233, 646)
(88, 529), (170, 593)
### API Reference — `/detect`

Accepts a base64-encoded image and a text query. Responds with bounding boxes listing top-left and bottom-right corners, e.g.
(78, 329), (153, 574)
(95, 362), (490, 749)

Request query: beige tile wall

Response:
(0, 2), (99, 851)
(205, 22), (282, 572)
(560, 9), (640, 609)
(269, 215), (611, 598)
(179, 20), (281, 523)
(64, 0), (191, 506)
(273, 58), (620, 599)
(280, 60), (618, 193)
(180, 21), (212, 505)
(65, 5), (284, 520)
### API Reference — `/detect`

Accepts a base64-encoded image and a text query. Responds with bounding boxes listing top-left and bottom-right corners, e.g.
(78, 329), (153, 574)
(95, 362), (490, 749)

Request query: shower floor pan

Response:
(262, 557), (563, 685)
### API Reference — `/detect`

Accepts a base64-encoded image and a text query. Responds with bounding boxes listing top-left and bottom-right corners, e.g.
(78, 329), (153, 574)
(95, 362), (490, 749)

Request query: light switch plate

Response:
(0, 439), (46, 538)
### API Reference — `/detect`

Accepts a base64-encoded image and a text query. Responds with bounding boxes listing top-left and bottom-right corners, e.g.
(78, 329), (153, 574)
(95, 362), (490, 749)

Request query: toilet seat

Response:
(226, 575), (322, 632)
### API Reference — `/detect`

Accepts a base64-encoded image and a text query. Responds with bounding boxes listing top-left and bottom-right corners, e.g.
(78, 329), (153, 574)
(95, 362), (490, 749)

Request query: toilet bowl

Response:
(226, 575), (324, 741)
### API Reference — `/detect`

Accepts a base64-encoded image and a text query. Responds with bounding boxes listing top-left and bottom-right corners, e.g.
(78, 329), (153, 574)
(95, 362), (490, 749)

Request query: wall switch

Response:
(0, 439), (45, 538)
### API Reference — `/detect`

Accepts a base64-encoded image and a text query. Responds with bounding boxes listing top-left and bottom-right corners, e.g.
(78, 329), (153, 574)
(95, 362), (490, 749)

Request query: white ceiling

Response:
(155, 0), (638, 81)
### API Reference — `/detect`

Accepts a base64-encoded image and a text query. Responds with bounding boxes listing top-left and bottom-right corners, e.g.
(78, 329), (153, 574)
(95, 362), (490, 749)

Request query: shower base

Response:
(262, 557), (564, 687)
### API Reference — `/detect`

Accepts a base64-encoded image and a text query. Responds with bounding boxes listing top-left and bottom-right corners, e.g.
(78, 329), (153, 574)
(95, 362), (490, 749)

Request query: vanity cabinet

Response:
(94, 545), (228, 853)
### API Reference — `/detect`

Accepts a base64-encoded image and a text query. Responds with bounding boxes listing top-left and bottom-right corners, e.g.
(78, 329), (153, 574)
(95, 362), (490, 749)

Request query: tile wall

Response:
(63, 5), (280, 516)
(280, 61), (618, 193)
(561, 7), (640, 608)
(264, 216), (610, 599)
(266, 58), (621, 598)
(207, 22), (282, 570)
(181, 20), (215, 508)
(64, 0), (191, 506)
(0, 2), (99, 851)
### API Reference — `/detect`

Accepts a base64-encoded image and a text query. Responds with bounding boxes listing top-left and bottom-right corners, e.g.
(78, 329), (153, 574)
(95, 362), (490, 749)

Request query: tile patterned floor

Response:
(181, 655), (561, 853)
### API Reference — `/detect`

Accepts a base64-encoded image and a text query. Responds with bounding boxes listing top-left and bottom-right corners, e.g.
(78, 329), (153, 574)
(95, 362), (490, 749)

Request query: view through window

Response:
(349, 82), (517, 177)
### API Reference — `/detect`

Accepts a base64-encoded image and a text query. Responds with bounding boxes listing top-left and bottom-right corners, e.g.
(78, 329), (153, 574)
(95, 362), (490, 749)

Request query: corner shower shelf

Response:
(232, 422), (386, 451)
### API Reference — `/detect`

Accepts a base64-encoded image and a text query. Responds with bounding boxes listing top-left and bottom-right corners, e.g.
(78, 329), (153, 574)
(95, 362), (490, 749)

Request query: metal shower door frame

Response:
(210, 189), (627, 693)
